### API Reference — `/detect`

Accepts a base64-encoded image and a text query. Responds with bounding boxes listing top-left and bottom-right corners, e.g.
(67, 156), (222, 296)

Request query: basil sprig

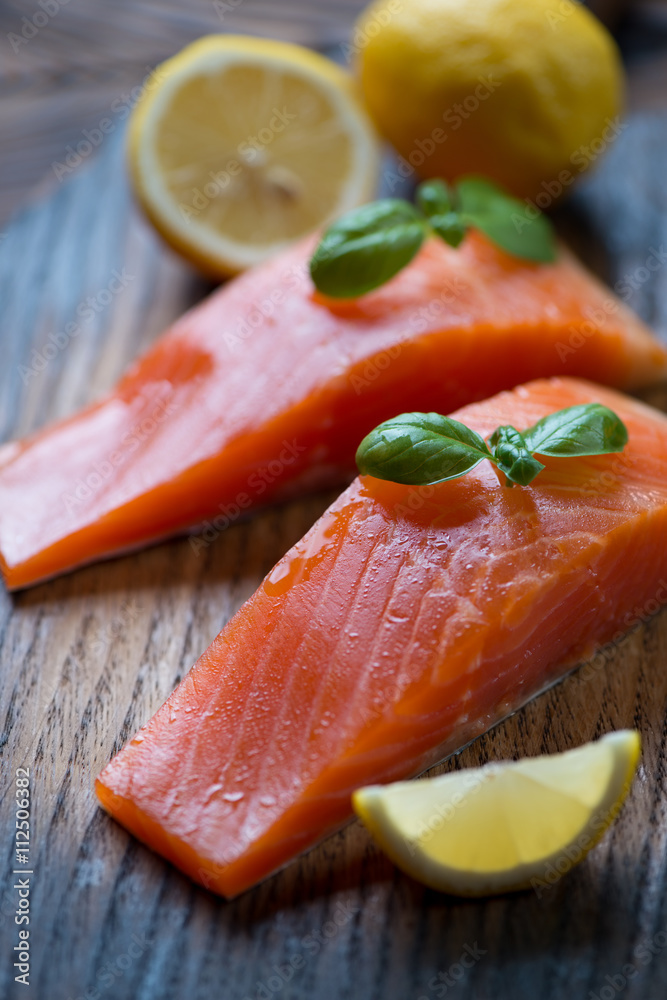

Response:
(356, 403), (628, 488)
(489, 426), (545, 487)
(310, 176), (556, 299)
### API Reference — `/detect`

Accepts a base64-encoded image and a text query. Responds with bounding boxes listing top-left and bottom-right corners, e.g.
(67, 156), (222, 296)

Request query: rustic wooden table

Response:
(2, 3), (667, 999)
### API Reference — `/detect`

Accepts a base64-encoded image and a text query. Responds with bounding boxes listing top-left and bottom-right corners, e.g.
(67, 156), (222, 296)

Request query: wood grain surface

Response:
(2, 5), (667, 1000)
(0, 0), (646, 228)
(0, 0), (366, 229)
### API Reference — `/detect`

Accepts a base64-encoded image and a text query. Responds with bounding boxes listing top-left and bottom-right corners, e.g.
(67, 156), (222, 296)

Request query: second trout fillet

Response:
(97, 377), (667, 898)
(1, 232), (666, 588)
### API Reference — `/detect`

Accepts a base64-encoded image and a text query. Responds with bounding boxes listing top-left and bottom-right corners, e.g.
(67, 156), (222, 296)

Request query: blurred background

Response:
(1, 0), (667, 232)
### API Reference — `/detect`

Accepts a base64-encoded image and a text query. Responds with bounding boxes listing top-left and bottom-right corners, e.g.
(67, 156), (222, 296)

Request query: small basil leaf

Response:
(310, 200), (427, 299)
(456, 175), (557, 263)
(522, 403), (628, 457)
(356, 412), (492, 485)
(416, 179), (454, 217)
(429, 212), (466, 248)
(455, 176), (508, 215)
(490, 425), (545, 487)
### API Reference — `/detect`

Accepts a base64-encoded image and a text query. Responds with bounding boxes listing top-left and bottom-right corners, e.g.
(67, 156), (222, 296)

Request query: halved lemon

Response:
(353, 730), (640, 896)
(128, 35), (379, 276)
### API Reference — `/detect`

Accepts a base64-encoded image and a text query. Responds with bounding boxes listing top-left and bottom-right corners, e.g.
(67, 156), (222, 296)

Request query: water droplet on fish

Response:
(131, 735), (144, 744)
(266, 561), (291, 587)
(259, 794), (276, 807)
(387, 612), (409, 624)
(202, 782), (223, 805)
(222, 791), (244, 803)
(263, 516), (341, 596)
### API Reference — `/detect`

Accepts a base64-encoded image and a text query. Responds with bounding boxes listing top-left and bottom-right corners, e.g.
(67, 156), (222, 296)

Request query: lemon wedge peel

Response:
(353, 730), (640, 897)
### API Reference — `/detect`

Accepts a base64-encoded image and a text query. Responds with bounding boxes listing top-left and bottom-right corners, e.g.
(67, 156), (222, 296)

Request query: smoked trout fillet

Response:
(1, 233), (666, 589)
(97, 377), (667, 898)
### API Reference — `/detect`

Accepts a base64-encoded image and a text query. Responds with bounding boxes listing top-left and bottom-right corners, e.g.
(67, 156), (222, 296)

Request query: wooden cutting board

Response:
(3, 14), (667, 1000)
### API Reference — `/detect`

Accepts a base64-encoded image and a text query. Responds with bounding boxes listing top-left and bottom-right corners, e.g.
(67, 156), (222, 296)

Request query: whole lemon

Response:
(355, 0), (624, 200)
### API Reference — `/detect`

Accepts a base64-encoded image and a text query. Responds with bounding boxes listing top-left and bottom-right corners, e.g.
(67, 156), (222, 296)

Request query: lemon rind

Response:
(353, 730), (640, 897)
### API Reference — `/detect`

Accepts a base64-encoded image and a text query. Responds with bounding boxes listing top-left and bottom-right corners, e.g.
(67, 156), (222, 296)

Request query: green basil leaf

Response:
(455, 176), (508, 215)
(416, 180), (466, 248)
(522, 403), (629, 457)
(428, 212), (466, 248)
(416, 179), (454, 217)
(356, 412), (492, 485)
(489, 425), (545, 486)
(456, 176), (557, 263)
(309, 200), (427, 299)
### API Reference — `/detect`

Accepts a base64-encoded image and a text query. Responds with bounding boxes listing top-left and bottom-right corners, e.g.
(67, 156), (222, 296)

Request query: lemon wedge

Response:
(128, 35), (379, 276)
(353, 730), (640, 896)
